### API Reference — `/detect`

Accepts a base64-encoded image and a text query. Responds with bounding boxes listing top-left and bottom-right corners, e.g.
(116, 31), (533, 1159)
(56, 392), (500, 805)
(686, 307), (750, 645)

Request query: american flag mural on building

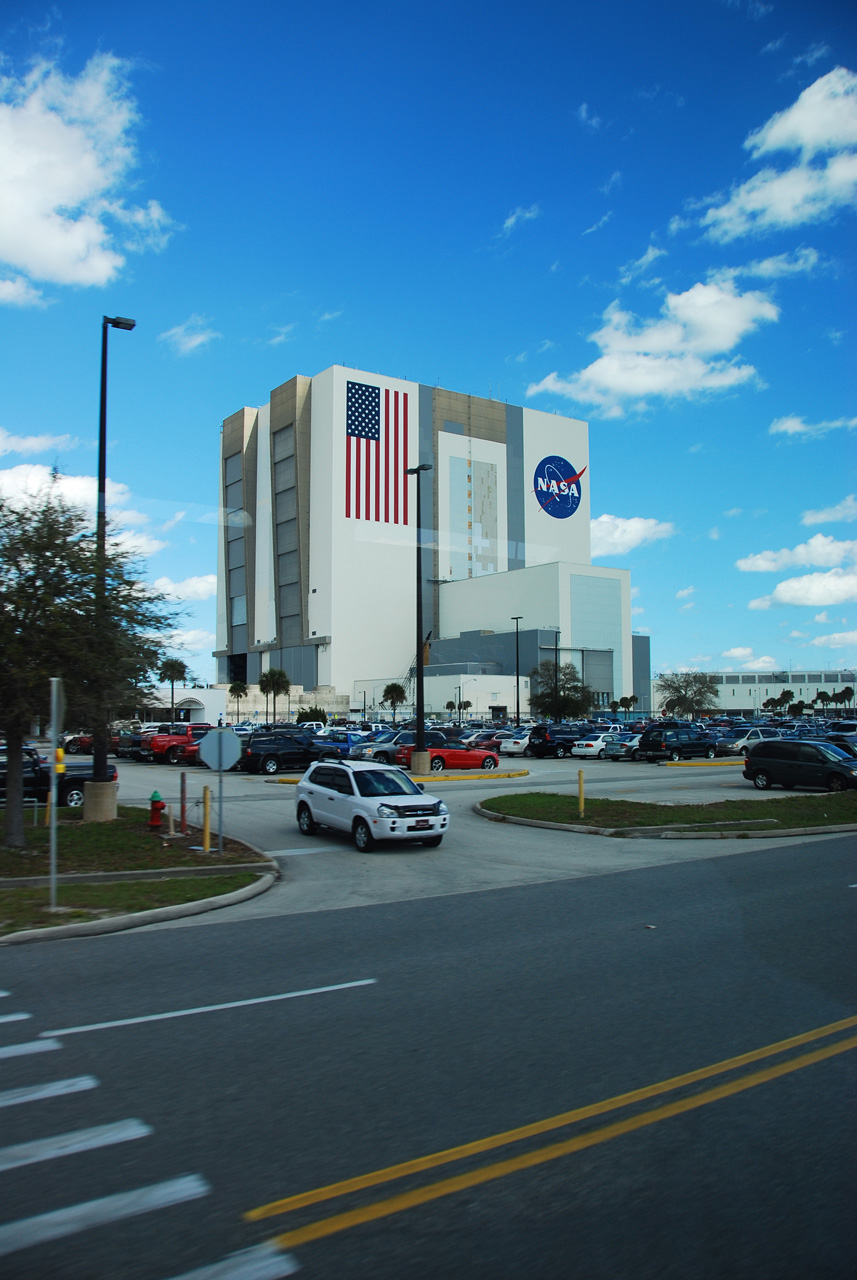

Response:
(345, 380), (409, 524)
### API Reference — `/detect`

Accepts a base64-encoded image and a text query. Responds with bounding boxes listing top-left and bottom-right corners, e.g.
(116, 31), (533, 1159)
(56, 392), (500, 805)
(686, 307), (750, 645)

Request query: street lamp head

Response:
(106, 316), (136, 331)
(406, 463), (432, 475)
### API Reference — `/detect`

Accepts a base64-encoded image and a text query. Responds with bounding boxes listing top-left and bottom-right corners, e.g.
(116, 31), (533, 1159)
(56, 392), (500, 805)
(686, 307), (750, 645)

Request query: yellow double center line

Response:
(246, 1012), (857, 1249)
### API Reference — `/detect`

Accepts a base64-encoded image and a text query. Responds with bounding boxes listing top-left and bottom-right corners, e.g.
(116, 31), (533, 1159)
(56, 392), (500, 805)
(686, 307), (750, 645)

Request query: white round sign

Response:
(197, 728), (242, 772)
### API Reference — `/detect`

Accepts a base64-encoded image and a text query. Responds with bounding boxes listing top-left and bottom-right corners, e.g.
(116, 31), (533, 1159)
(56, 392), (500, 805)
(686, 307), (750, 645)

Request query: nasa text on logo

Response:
(533, 455), (586, 519)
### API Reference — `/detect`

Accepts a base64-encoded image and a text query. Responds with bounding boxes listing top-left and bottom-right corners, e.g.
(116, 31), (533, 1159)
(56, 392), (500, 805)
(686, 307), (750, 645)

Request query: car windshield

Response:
(817, 742), (851, 761)
(354, 770), (423, 797)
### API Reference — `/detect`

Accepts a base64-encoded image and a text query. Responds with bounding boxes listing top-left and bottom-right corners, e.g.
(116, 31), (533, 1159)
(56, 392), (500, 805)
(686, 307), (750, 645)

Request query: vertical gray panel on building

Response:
(419, 385), (437, 647)
(505, 404), (525, 570)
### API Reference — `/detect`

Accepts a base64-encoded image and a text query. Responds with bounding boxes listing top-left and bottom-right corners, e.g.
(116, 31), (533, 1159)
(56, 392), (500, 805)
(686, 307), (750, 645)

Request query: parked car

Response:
(350, 730), (448, 763)
(0, 747), (118, 808)
(295, 761), (449, 849)
(527, 723), (589, 759)
(461, 730), (511, 752)
(716, 727), (782, 757)
(571, 732), (624, 759)
(742, 739), (857, 792)
(637, 725), (717, 762)
(243, 730), (329, 775)
(604, 734), (644, 762)
(500, 731), (532, 756)
(394, 741), (500, 773)
(309, 730), (370, 759)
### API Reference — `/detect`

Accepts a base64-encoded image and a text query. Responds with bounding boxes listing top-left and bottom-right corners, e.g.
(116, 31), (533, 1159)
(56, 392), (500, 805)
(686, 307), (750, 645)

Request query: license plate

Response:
(413, 819), (430, 829)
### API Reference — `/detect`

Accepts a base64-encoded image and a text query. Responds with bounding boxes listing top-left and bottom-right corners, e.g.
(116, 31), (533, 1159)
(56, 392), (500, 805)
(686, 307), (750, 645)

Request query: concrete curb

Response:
(0, 871), (278, 946)
(0, 862), (274, 889)
(473, 802), (857, 841)
(271, 769), (530, 785)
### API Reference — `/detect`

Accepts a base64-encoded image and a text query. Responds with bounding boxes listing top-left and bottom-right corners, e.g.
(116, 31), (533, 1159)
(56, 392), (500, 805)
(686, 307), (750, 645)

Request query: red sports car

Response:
(394, 743), (500, 773)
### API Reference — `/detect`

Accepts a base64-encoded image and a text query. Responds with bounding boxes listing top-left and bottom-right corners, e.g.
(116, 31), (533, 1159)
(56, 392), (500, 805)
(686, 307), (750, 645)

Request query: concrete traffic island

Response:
(474, 801), (857, 840)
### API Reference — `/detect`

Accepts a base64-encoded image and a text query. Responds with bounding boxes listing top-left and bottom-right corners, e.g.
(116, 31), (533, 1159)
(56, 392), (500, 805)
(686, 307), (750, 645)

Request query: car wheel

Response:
(373, 753), (391, 764)
(166, 746), (181, 765)
(752, 771), (771, 790)
(297, 803), (316, 835)
(827, 774), (845, 793)
(670, 749), (681, 762)
(706, 747), (716, 759)
(353, 818), (375, 851)
(422, 835), (443, 847)
(523, 746), (533, 757)
(555, 745), (566, 759)
(262, 755), (279, 775)
(430, 756), (445, 772)
(481, 756), (498, 770)
(631, 749), (642, 761)
(60, 785), (85, 808)
(597, 749), (606, 759)
(65, 740), (80, 755)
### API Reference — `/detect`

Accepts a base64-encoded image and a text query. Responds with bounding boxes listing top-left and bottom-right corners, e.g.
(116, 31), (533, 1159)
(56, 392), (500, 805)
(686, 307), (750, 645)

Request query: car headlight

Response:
(436, 802), (449, 815)
(377, 804), (397, 818)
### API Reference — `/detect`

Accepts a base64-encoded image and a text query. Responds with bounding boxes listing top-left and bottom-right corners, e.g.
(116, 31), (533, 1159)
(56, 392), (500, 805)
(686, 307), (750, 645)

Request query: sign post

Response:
(49, 677), (65, 910)
(197, 728), (242, 856)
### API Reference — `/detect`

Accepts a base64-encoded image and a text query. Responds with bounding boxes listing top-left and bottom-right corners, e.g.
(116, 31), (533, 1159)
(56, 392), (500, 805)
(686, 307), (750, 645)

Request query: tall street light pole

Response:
(553, 627), (560, 724)
(93, 315), (136, 786)
(511, 616), (523, 728)
(406, 462), (432, 774)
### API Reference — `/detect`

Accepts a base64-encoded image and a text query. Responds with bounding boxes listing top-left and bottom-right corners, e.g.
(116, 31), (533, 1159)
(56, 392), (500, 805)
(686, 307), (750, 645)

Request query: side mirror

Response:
(417, 783), (425, 791)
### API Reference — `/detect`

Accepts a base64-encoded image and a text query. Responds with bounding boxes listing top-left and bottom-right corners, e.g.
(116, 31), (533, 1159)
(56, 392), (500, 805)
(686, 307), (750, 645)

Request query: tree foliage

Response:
(297, 705), (327, 726)
(654, 670), (720, 719)
(528, 659), (595, 721)
(228, 680), (248, 721)
(259, 667), (290, 724)
(0, 486), (177, 846)
(381, 682), (407, 723)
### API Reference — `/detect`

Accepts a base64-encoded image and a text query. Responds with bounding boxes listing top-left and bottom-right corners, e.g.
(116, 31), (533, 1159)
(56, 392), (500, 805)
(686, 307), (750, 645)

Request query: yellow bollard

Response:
(202, 786), (211, 854)
(578, 769), (585, 819)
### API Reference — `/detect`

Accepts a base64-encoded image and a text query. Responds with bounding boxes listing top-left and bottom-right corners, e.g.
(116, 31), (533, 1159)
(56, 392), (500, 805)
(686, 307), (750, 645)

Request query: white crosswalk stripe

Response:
(0, 1037), (62, 1060)
(0, 1075), (99, 1109)
(161, 1241), (300, 1279)
(0, 1118), (152, 1172)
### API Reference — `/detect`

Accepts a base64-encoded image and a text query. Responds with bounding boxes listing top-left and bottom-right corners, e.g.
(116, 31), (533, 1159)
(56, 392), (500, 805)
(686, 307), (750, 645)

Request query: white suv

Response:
(295, 761), (450, 851)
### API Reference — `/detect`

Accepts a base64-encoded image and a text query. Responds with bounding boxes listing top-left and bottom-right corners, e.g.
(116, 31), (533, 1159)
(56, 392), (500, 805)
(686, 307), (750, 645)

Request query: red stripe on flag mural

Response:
(345, 434), (351, 518)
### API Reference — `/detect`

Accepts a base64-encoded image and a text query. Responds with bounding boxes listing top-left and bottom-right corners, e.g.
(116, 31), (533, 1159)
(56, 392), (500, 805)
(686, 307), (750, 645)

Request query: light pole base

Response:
(410, 750), (432, 776)
(83, 781), (118, 823)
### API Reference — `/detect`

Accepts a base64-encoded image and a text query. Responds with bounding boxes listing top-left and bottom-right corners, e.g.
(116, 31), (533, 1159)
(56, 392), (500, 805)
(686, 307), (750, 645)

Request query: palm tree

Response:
(382, 682), (407, 724)
(160, 658), (189, 726)
(229, 680), (248, 723)
(445, 700), (456, 719)
(258, 670), (273, 724)
(266, 667), (291, 724)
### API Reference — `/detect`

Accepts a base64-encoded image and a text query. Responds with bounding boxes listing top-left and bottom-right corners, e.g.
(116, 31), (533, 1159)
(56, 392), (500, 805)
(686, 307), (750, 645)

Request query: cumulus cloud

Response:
(676, 585), (695, 598)
(723, 646), (753, 659)
(749, 566), (857, 609)
(526, 280), (778, 415)
(500, 204), (540, 237)
(714, 247), (820, 281)
(0, 53), (174, 304)
(736, 533), (857, 572)
(168, 628), (216, 653)
(769, 414), (857, 437)
(700, 68), (857, 242)
(0, 425), (79, 455)
(802, 494), (857, 525)
(153, 574), (217, 601)
(590, 513), (675, 556)
(743, 655), (779, 670)
(810, 629), (857, 648)
(158, 316), (221, 356)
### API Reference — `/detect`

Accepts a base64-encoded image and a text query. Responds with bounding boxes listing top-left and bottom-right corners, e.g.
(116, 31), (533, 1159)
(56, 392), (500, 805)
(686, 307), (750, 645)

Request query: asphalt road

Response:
(1, 758), (855, 1278)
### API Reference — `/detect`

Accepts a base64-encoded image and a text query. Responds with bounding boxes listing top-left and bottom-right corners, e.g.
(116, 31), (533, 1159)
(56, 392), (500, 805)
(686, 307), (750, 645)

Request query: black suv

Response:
(527, 724), (588, 759)
(743, 739), (857, 791)
(243, 731), (328, 775)
(638, 724), (716, 762)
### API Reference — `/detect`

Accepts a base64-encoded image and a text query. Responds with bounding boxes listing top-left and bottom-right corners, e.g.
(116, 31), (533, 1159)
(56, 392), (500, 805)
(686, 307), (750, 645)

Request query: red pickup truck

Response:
(138, 724), (215, 765)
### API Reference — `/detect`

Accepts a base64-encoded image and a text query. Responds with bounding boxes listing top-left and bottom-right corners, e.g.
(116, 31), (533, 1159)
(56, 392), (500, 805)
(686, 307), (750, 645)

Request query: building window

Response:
(231, 595), (247, 626)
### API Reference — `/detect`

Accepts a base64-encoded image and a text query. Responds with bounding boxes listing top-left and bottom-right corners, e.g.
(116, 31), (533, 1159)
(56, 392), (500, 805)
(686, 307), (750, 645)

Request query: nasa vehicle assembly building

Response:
(215, 365), (650, 717)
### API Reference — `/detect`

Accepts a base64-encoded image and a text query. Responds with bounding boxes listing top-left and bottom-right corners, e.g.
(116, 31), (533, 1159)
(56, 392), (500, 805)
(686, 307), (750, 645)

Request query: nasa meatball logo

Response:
(533, 455), (586, 519)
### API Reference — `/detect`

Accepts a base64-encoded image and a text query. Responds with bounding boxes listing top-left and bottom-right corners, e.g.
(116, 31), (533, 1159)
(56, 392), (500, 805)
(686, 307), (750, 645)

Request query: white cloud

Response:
(600, 171), (621, 194)
(676, 585), (694, 598)
(526, 280), (778, 415)
(815, 611), (830, 622)
(709, 527), (721, 540)
(769, 414), (857, 438)
(631, 606), (645, 616)
(577, 103), (601, 130)
(0, 275), (45, 305)
(500, 204), (540, 237)
(158, 315), (221, 356)
(700, 69), (857, 242)
(679, 602), (694, 611)
(793, 43), (831, 70)
(153, 574), (217, 601)
(788, 631), (808, 638)
(160, 510), (186, 533)
(746, 66), (857, 159)
(743, 655), (779, 670)
(723, 647), (753, 659)
(618, 245), (667, 286)
(268, 324), (295, 346)
(751, 567), (857, 609)
(802, 495), (857, 525)
(0, 425), (78, 455)
(590, 513), (675, 556)
(736, 533), (857, 572)
(582, 211), (612, 236)
(714, 247), (820, 280)
(810, 629), (857, 648)
(318, 309), (343, 323)
(169, 628), (216, 653)
(724, 507), (743, 517)
(0, 54), (174, 302)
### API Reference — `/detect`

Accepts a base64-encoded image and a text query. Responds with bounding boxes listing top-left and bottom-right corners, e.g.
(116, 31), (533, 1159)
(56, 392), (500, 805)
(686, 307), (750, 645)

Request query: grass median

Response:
(480, 791), (857, 831)
(0, 805), (265, 936)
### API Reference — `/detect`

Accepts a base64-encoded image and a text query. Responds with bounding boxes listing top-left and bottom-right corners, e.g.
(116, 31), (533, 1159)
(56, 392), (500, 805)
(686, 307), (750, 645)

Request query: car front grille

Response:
(391, 804), (437, 818)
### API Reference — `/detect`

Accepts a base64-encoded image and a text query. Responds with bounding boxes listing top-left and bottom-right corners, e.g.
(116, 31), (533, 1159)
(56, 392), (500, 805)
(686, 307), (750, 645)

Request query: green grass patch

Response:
(0, 874), (258, 937)
(0, 805), (258, 877)
(480, 791), (857, 830)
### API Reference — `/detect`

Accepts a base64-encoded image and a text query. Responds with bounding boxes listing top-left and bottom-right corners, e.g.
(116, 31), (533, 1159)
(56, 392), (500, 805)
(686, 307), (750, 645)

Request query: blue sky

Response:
(1, 0), (855, 684)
